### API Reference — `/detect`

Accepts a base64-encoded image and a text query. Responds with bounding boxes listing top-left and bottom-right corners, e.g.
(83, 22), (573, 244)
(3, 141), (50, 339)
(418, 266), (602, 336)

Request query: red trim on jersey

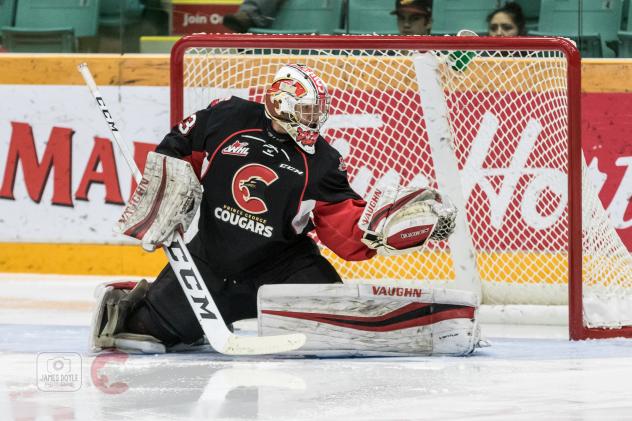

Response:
(313, 198), (376, 261)
(261, 303), (475, 332)
(183, 151), (206, 180)
(202, 128), (263, 180)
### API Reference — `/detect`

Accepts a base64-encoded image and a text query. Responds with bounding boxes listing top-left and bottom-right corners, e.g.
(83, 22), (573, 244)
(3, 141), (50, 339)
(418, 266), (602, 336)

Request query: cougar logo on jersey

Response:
(231, 164), (279, 214)
(221, 141), (250, 157)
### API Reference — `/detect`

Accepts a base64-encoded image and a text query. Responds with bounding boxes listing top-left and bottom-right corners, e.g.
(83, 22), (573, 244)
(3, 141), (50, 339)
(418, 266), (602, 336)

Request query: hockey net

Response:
(170, 34), (632, 339)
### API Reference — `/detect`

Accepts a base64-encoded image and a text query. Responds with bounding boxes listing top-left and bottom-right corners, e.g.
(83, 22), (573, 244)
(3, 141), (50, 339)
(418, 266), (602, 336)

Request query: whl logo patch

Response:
(222, 141), (250, 157)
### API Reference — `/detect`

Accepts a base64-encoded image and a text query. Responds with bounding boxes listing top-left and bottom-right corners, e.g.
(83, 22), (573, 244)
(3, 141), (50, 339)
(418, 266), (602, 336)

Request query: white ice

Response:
(0, 273), (631, 421)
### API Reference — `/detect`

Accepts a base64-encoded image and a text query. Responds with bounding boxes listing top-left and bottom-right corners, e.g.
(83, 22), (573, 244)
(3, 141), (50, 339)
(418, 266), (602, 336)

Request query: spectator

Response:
(391, 0), (432, 36)
(487, 2), (526, 37)
(223, 0), (285, 33)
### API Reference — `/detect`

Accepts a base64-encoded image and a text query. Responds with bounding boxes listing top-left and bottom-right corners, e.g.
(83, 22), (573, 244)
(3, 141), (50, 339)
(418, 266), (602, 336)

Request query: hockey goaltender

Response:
(90, 64), (483, 356)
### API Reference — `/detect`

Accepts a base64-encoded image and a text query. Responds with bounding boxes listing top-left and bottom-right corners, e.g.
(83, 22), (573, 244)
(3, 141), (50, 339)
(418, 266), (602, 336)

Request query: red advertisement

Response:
(0, 86), (630, 252)
(582, 93), (632, 249)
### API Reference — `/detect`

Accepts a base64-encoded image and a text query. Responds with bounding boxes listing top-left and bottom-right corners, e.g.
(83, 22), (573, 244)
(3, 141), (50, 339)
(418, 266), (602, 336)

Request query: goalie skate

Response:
(90, 280), (166, 354)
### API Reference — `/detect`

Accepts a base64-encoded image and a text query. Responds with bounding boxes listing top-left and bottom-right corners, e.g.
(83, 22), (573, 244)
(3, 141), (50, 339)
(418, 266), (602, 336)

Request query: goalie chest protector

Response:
(156, 97), (361, 276)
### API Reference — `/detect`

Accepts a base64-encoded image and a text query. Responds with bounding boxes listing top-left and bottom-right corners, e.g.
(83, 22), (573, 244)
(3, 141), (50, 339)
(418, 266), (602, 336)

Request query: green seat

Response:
(515, 0), (541, 20)
(623, 0), (630, 29)
(1, 26), (75, 52)
(537, 33), (604, 58)
(0, 0), (17, 28)
(515, 0), (540, 31)
(14, 0), (100, 37)
(532, 0), (623, 58)
(431, 0), (499, 35)
(338, 0), (398, 35)
(619, 34), (632, 56)
(619, 0), (632, 56)
(249, 0), (343, 35)
(100, 0), (144, 27)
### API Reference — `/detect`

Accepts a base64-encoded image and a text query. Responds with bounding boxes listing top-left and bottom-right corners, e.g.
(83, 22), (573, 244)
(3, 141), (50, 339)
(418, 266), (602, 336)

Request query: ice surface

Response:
(0, 274), (631, 421)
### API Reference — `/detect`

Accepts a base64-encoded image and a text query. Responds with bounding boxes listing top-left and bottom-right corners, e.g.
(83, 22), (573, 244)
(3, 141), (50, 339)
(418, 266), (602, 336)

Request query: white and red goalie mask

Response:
(264, 64), (331, 154)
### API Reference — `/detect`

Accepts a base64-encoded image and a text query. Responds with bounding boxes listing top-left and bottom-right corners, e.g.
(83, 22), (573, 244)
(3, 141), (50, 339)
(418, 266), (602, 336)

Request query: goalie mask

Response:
(264, 64), (330, 154)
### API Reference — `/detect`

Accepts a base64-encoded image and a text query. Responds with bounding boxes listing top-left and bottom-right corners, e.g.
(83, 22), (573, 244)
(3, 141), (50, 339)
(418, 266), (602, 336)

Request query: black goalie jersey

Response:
(155, 96), (375, 277)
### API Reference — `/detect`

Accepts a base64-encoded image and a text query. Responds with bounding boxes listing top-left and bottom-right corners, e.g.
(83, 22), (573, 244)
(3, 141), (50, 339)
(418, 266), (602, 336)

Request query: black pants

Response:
(126, 236), (341, 346)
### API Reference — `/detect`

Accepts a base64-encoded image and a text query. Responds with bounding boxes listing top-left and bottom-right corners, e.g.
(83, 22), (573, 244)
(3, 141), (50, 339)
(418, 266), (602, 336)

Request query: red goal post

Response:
(170, 34), (632, 340)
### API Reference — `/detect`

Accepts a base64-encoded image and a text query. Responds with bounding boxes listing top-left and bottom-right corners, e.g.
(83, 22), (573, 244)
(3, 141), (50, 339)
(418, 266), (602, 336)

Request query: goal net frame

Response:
(169, 33), (632, 341)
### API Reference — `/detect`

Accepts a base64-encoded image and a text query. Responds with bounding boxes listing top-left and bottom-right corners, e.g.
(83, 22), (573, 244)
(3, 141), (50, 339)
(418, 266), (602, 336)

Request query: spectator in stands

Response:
(487, 2), (526, 37)
(223, 0), (285, 33)
(392, 0), (432, 36)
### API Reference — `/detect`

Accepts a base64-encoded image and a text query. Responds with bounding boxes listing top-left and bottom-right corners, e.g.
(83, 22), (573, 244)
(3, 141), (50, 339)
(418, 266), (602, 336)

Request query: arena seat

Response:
(14, 0), (99, 37)
(430, 0), (499, 35)
(337, 0), (398, 35)
(249, 0), (343, 35)
(515, 0), (541, 31)
(531, 0), (623, 58)
(2, 0), (101, 52)
(618, 0), (632, 56)
(99, 0), (144, 27)
(1, 26), (75, 52)
(0, 0), (16, 28)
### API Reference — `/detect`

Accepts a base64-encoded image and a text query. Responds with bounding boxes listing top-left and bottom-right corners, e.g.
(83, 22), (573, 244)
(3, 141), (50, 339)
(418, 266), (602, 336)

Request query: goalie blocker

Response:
(258, 283), (482, 356)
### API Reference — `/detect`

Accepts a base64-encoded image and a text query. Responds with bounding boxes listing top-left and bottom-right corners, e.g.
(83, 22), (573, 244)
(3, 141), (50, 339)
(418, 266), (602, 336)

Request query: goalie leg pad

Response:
(258, 283), (482, 356)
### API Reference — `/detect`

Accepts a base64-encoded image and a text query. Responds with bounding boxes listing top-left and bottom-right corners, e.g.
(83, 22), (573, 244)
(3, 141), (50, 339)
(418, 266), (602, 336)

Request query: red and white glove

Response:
(358, 185), (456, 256)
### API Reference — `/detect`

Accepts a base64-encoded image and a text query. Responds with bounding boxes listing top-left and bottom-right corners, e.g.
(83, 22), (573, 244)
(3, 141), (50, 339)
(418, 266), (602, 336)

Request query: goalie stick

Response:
(78, 63), (306, 355)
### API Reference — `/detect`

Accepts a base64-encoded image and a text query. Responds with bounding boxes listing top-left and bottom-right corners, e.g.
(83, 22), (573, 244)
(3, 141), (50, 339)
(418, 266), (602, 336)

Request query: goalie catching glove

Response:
(115, 152), (202, 251)
(359, 185), (457, 256)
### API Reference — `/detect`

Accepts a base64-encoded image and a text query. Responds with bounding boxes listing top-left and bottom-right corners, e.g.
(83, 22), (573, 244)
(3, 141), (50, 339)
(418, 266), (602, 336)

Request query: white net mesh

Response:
(174, 41), (632, 331)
